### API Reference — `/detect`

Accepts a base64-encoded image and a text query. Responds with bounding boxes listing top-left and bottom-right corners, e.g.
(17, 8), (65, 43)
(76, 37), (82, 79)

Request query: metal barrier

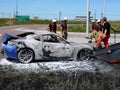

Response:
(111, 28), (120, 43)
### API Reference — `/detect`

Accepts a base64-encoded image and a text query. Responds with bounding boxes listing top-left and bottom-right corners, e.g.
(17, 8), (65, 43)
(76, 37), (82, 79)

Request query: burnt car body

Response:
(1, 31), (94, 63)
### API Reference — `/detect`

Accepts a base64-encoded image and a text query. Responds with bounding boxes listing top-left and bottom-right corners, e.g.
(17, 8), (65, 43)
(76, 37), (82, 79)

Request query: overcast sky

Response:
(0, 0), (120, 20)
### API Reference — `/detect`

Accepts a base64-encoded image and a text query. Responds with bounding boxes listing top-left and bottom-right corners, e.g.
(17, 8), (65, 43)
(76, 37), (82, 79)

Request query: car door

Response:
(41, 34), (73, 58)
(56, 35), (73, 57)
(33, 35), (43, 59)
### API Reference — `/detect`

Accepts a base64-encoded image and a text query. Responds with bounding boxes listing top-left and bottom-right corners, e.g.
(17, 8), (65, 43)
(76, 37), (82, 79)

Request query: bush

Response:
(0, 68), (120, 90)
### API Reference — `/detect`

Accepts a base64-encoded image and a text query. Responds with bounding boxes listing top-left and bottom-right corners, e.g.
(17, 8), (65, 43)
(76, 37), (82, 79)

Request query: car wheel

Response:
(17, 48), (34, 64)
(77, 48), (94, 61)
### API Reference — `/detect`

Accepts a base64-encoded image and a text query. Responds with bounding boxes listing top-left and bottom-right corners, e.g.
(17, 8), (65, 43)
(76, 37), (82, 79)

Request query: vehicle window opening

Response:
(42, 35), (60, 43)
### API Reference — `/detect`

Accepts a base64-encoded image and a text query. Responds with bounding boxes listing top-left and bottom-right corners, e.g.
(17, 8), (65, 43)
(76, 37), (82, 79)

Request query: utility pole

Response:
(86, 0), (90, 38)
(104, 0), (106, 16)
(16, 0), (18, 16)
(59, 11), (61, 21)
(94, 9), (96, 20)
(101, 12), (103, 19)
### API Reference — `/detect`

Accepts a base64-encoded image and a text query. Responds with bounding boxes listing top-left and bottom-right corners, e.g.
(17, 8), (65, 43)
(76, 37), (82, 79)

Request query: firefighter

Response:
(88, 20), (98, 43)
(96, 19), (103, 40)
(48, 19), (57, 33)
(94, 17), (111, 53)
(60, 17), (68, 40)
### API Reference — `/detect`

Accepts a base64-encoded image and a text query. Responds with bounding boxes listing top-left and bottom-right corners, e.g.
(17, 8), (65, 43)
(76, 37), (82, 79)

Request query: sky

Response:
(0, 0), (120, 20)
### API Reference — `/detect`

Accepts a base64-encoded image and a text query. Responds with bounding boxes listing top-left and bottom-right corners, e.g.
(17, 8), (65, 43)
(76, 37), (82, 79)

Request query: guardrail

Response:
(111, 27), (120, 43)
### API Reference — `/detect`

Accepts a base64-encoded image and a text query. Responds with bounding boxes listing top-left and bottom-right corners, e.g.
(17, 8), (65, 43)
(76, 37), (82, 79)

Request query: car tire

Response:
(77, 48), (94, 61)
(17, 48), (34, 64)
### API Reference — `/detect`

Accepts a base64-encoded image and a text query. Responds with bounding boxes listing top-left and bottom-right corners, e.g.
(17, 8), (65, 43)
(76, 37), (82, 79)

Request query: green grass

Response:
(68, 25), (86, 32)
(0, 18), (120, 33)
(0, 18), (10, 26)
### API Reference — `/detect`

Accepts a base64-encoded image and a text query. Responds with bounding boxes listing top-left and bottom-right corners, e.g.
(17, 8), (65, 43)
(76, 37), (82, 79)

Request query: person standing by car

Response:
(88, 20), (98, 43)
(60, 17), (68, 40)
(96, 19), (103, 41)
(94, 17), (111, 53)
(48, 19), (57, 33)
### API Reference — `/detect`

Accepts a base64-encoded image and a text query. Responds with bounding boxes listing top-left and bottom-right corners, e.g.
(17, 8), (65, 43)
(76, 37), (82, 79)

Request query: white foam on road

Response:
(0, 58), (95, 72)
(0, 58), (114, 73)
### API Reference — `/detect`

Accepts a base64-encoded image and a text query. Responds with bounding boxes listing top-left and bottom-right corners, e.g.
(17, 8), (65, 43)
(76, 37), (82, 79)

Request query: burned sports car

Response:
(1, 31), (94, 63)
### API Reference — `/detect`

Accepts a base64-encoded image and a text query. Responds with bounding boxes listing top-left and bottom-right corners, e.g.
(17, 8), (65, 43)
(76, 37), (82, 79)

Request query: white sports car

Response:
(1, 31), (94, 63)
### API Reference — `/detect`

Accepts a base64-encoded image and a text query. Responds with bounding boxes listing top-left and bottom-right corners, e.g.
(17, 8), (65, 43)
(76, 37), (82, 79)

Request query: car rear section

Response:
(1, 32), (36, 63)
(2, 44), (17, 59)
(1, 33), (18, 59)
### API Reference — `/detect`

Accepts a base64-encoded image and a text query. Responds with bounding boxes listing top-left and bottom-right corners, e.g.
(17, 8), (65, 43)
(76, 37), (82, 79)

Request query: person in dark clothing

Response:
(89, 20), (98, 43)
(60, 17), (68, 40)
(48, 19), (57, 33)
(92, 20), (96, 31)
(94, 17), (111, 53)
(96, 19), (103, 39)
